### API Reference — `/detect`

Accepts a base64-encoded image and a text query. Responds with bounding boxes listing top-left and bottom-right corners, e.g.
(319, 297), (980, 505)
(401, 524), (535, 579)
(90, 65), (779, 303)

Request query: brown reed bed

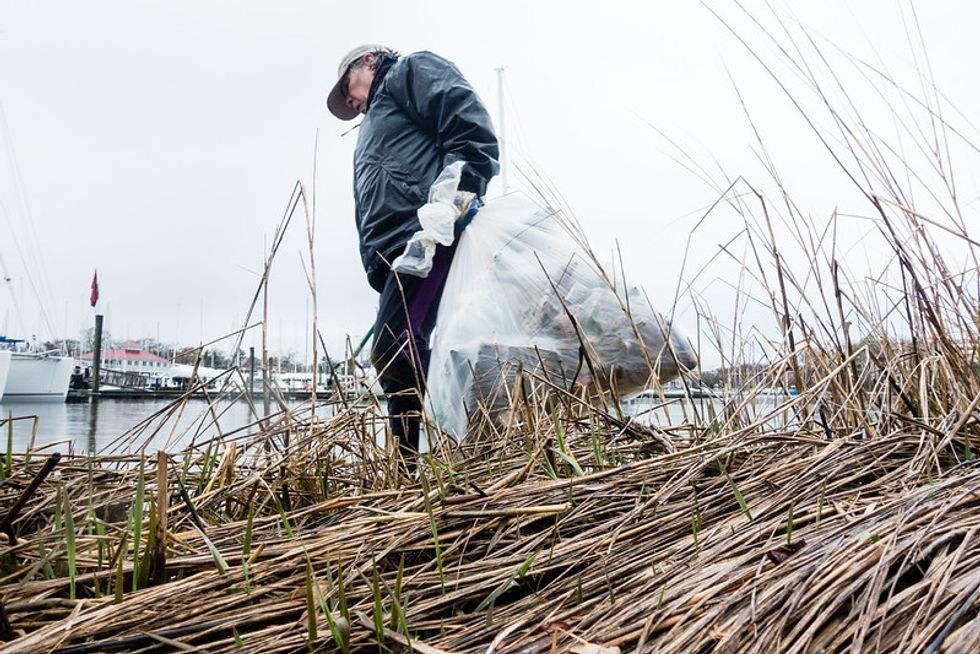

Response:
(0, 381), (977, 653)
(2, 257), (978, 654)
(2, 5), (980, 652)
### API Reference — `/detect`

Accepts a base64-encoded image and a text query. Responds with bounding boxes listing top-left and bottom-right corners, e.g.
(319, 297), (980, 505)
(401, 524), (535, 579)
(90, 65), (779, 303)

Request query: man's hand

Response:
(453, 191), (479, 231)
(453, 191), (477, 220)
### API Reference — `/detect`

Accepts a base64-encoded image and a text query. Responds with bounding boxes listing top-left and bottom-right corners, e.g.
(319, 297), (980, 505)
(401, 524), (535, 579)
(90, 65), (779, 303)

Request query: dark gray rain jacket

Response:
(353, 51), (500, 291)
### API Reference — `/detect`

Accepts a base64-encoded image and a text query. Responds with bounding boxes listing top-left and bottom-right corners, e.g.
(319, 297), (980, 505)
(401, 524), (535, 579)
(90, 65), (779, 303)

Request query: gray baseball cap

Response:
(327, 44), (394, 120)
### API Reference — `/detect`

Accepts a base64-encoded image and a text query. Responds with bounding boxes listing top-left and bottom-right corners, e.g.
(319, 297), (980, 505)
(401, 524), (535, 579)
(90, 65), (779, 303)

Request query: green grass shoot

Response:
(336, 559), (349, 621)
(278, 505), (294, 539)
(371, 556), (385, 653)
(692, 506), (702, 551)
(551, 447), (584, 477)
(243, 503), (254, 556)
(62, 484), (76, 600)
(390, 554), (405, 630)
(786, 499), (795, 544)
(305, 556), (317, 642)
(716, 460), (752, 522)
(131, 456), (146, 592)
(518, 550), (539, 579)
(419, 474), (446, 594)
(4, 412), (12, 479)
(318, 581), (349, 654)
(114, 534), (126, 603)
(591, 417), (604, 469)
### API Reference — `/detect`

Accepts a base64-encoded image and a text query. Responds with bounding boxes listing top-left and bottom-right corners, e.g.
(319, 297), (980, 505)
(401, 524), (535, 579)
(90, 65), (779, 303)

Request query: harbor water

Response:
(0, 397), (319, 454)
(1, 392), (795, 455)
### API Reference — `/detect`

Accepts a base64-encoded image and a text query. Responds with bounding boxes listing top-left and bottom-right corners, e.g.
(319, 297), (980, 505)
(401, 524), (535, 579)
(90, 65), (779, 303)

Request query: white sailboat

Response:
(0, 339), (73, 402)
(0, 97), (75, 402)
(0, 350), (11, 397)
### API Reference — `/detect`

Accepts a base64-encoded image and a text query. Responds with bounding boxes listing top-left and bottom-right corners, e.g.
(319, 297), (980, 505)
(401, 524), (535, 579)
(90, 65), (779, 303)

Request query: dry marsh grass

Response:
(2, 5), (979, 652)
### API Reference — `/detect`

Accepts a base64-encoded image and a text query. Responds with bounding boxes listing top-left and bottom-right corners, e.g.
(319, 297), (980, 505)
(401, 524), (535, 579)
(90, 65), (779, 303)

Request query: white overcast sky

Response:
(1, 1), (977, 366)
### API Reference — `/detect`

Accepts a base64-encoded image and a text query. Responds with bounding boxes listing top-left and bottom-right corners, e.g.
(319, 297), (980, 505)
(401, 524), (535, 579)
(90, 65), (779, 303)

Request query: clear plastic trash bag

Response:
(391, 161), (465, 277)
(426, 192), (697, 440)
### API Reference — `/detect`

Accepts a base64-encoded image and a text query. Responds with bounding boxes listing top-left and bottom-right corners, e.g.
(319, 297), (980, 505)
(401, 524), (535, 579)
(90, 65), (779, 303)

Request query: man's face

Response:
(343, 57), (375, 115)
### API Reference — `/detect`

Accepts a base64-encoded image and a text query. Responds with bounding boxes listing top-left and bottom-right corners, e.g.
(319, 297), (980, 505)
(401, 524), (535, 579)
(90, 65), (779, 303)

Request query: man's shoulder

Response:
(403, 50), (450, 63)
(394, 51), (456, 75)
(380, 51), (463, 103)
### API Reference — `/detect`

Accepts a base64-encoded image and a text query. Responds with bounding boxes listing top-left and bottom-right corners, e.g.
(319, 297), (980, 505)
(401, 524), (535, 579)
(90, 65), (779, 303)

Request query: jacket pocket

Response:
(380, 159), (427, 204)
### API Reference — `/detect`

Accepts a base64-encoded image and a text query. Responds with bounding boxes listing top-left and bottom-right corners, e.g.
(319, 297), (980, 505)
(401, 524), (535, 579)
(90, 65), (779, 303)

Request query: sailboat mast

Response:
(495, 66), (508, 195)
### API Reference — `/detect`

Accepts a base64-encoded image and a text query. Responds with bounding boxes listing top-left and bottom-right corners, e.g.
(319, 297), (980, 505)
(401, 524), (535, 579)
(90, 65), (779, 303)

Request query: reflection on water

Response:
(0, 397), (311, 454)
(0, 392), (798, 455)
(86, 399), (98, 453)
(622, 393), (798, 432)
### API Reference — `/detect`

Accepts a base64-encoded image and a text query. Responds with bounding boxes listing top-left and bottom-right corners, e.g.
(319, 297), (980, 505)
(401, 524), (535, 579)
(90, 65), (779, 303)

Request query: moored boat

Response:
(0, 350), (11, 398)
(2, 351), (74, 401)
(1, 336), (74, 401)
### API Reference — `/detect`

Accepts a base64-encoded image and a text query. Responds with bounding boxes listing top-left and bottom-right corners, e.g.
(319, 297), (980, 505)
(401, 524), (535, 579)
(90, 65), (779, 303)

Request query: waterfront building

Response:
(78, 340), (170, 374)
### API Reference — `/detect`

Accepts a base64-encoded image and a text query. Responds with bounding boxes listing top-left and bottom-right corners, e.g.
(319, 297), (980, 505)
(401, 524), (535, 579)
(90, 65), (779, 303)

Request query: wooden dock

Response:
(66, 388), (368, 402)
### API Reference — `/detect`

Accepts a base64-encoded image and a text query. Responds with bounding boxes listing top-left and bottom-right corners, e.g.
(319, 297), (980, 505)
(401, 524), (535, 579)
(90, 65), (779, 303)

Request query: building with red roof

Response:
(79, 340), (170, 373)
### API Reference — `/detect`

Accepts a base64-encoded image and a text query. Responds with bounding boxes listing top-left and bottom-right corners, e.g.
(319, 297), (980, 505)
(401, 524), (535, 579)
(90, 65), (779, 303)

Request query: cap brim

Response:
(327, 78), (359, 121)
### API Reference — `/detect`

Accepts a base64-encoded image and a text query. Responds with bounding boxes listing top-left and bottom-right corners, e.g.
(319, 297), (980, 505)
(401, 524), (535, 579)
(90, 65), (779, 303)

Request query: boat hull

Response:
(0, 351), (10, 400)
(2, 354), (74, 401)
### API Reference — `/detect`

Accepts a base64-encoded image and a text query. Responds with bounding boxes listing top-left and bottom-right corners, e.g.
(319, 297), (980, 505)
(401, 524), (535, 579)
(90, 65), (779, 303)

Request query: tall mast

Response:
(495, 66), (508, 195)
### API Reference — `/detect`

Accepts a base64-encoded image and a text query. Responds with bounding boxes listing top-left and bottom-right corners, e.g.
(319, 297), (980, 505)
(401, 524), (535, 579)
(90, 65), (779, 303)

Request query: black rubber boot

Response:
(387, 393), (421, 476)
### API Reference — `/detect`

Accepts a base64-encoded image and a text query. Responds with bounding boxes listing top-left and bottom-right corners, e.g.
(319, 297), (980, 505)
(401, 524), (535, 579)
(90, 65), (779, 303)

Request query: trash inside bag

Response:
(391, 161), (465, 277)
(426, 192), (697, 440)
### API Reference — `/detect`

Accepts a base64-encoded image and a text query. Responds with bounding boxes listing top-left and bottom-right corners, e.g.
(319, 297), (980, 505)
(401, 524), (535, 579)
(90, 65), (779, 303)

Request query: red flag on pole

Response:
(90, 270), (99, 308)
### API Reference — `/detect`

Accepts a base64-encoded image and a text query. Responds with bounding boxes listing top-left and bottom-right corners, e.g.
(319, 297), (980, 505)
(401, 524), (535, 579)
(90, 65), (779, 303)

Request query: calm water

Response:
(0, 397), (301, 455)
(0, 393), (795, 455)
